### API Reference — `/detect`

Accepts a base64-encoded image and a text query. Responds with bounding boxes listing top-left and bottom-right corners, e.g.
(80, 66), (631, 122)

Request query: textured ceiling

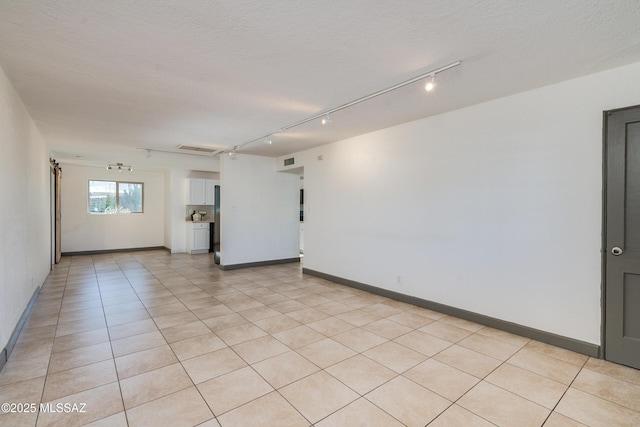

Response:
(1, 0), (640, 170)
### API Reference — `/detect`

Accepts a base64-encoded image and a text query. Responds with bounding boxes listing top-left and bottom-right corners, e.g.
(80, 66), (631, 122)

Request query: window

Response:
(89, 180), (143, 214)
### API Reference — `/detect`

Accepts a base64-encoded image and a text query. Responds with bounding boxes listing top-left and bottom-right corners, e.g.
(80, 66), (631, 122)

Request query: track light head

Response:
(264, 137), (272, 145)
(229, 147), (237, 159)
(321, 114), (332, 125)
(425, 74), (435, 92)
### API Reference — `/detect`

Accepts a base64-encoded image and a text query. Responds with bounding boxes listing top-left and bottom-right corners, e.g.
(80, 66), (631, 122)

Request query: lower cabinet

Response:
(187, 222), (209, 254)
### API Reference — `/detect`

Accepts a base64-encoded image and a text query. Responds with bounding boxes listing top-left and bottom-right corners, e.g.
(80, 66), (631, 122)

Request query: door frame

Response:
(50, 158), (62, 265)
(601, 104), (640, 362)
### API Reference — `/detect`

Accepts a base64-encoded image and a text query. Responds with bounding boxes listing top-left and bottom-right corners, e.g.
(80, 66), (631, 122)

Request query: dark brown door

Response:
(50, 162), (62, 264)
(604, 105), (640, 369)
(55, 168), (61, 263)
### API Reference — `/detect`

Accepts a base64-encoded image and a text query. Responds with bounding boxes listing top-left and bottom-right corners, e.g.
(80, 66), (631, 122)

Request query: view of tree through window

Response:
(89, 180), (143, 213)
(118, 183), (143, 212)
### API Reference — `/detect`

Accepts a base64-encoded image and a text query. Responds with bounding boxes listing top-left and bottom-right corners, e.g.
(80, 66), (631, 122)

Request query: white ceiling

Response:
(1, 1), (639, 170)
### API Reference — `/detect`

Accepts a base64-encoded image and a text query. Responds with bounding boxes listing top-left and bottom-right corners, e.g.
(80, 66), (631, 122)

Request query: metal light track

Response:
(225, 60), (462, 155)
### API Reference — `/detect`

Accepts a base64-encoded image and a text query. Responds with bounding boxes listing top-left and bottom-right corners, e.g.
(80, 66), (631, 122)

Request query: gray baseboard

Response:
(303, 268), (600, 358)
(221, 257), (300, 271)
(61, 246), (166, 256)
(0, 286), (41, 372)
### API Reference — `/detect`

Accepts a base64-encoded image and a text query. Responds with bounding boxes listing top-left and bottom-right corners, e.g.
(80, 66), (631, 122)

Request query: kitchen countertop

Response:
(186, 217), (215, 223)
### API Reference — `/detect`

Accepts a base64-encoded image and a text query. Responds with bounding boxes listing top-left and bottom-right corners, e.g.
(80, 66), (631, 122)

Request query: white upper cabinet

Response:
(189, 178), (206, 205)
(205, 179), (216, 205)
(189, 178), (219, 205)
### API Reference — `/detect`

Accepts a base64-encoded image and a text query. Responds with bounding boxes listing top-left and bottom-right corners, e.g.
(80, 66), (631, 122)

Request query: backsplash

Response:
(186, 205), (213, 220)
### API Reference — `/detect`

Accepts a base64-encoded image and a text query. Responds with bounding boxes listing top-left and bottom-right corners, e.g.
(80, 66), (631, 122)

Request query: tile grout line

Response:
(98, 254), (143, 427)
(538, 355), (590, 426)
(33, 261), (69, 427)
(115, 256), (218, 426)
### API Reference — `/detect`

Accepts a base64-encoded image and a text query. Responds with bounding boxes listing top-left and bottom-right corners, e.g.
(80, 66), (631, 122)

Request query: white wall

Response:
(220, 154), (299, 267)
(0, 66), (50, 352)
(295, 62), (640, 345)
(61, 164), (165, 252)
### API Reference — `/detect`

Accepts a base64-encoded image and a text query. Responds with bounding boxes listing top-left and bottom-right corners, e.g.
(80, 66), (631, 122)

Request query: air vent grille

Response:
(284, 157), (295, 166)
(177, 144), (219, 154)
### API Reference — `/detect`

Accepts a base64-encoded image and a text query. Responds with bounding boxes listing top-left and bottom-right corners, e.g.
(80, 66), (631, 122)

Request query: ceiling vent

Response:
(176, 144), (223, 155)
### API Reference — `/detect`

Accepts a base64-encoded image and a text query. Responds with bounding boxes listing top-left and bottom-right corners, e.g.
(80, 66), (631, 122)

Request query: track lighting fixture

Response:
(137, 147), (226, 158)
(264, 136), (272, 145)
(229, 147), (238, 159)
(424, 74), (435, 92)
(222, 60), (461, 156)
(107, 162), (133, 172)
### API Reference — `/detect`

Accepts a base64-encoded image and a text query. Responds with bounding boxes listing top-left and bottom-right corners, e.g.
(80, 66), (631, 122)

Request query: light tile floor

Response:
(1, 250), (640, 426)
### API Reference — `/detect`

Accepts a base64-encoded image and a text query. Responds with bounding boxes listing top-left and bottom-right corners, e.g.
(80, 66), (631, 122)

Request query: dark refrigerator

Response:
(214, 185), (221, 264)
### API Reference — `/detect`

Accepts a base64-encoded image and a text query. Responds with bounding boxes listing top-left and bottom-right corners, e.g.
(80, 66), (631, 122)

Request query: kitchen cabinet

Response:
(205, 179), (216, 205)
(189, 178), (218, 205)
(187, 222), (209, 254)
(189, 178), (206, 205)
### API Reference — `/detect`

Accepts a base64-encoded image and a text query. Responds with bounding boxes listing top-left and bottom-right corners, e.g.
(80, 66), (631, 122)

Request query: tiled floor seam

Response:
(428, 344), (513, 426)
(118, 301), (205, 419)
(190, 310), (393, 425)
(97, 274), (133, 427)
(314, 370), (406, 426)
(35, 264), (80, 427)
(535, 355), (589, 426)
